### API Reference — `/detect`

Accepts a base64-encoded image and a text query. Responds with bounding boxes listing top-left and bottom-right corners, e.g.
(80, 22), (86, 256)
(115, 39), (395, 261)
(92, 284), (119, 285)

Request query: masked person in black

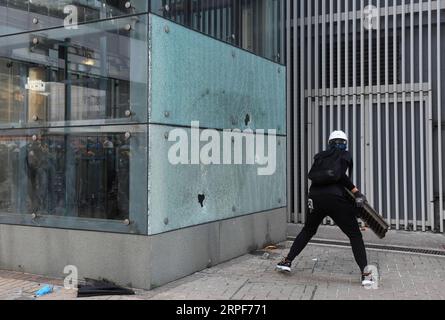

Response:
(276, 131), (372, 286)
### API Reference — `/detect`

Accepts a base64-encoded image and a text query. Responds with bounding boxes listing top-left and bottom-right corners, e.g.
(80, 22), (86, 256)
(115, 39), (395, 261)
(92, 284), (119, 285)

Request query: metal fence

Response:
(287, 0), (445, 233)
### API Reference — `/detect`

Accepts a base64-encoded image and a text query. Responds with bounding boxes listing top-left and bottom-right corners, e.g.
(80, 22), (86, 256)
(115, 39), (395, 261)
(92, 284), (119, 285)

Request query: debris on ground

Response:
(262, 253), (271, 260)
(34, 285), (53, 297)
(77, 278), (135, 298)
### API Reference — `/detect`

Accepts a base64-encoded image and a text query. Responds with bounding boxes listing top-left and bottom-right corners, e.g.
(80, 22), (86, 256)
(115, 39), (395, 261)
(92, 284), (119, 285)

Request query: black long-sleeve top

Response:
(309, 148), (356, 198)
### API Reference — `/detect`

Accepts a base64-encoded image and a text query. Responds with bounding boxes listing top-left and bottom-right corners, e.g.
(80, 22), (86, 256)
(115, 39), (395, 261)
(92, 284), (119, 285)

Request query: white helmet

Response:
(329, 130), (348, 143)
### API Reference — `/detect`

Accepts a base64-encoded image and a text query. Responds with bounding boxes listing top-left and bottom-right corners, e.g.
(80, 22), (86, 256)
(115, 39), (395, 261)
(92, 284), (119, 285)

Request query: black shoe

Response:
(276, 259), (292, 272)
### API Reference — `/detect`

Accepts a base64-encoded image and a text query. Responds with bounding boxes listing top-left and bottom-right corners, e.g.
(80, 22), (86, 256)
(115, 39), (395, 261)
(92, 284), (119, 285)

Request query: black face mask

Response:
(329, 140), (348, 151)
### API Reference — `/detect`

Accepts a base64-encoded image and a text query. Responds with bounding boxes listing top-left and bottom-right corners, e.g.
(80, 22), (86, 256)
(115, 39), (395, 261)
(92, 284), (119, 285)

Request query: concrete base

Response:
(0, 208), (286, 290)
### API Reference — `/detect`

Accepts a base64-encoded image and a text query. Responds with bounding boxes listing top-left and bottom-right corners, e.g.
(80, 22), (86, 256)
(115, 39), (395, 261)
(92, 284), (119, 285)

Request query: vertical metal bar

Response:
(419, 0), (426, 232)
(394, 0), (400, 230)
(322, 0), (328, 226)
(360, 0), (365, 192)
(384, 0), (391, 224)
(300, 0), (307, 223)
(345, 0), (350, 141)
(329, 0), (334, 226)
(367, 0), (374, 207)
(329, 0), (334, 133)
(353, 0), (358, 183)
(337, 0), (342, 132)
(308, 0), (313, 169)
(281, 0), (286, 63)
(286, 0), (292, 223)
(437, 0), (444, 233)
(402, 0), (409, 230)
(377, 0), (382, 214)
(218, 0), (222, 40)
(420, 96), (427, 232)
(322, 0), (327, 152)
(427, 89), (435, 231)
(427, 0), (434, 229)
(215, 0), (219, 40)
(315, 0), (320, 155)
(410, 0), (417, 231)
(294, 0), (301, 224)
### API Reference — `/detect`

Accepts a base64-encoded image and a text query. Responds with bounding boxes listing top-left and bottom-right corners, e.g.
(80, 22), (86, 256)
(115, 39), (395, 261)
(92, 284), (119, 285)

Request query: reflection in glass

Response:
(0, 0), (148, 34)
(0, 15), (148, 127)
(150, 0), (286, 64)
(0, 128), (145, 221)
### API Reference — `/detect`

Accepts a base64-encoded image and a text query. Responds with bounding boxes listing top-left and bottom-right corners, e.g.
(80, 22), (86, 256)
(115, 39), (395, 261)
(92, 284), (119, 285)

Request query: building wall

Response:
(0, 1), (287, 288)
(287, 0), (445, 233)
(0, 1), (287, 235)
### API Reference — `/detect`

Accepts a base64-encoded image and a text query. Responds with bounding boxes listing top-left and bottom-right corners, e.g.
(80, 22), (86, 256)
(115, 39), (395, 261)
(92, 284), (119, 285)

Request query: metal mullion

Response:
(345, 0), (350, 142)
(322, 0), (327, 152)
(427, 0), (434, 229)
(353, 0), (358, 183)
(219, 0), (223, 40)
(437, 0), (444, 233)
(377, 0), (382, 214)
(213, 0), (218, 39)
(367, 0), (374, 206)
(322, 0), (328, 226)
(282, 0), (286, 63)
(410, 0), (417, 231)
(306, 1), (312, 164)
(360, 0), (365, 192)
(394, 0), (400, 230)
(208, 0), (213, 37)
(327, 0), (333, 227)
(308, 0), (313, 171)
(329, 0), (334, 135)
(300, 0), (307, 223)
(384, 0), (391, 224)
(286, 0), (292, 223)
(293, 1), (301, 223)
(315, 0), (320, 155)
(402, 0), (409, 230)
(225, 1), (230, 43)
(419, 0), (426, 232)
(337, 0), (342, 133)
(426, 91), (435, 230)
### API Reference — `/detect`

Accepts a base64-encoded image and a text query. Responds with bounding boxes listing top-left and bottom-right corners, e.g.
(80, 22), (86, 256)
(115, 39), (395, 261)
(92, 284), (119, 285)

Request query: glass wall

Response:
(0, 1), (285, 63)
(149, 0), (286, 64)
(0, 3), (148, 234)
(0, 1), (285, 234)
(0, 16), (148, 127)
(0, 1), (148, 35)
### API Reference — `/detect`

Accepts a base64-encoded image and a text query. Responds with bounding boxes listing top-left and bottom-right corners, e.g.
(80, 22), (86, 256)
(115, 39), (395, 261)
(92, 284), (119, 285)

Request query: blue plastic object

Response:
(35, 285), (53, 297)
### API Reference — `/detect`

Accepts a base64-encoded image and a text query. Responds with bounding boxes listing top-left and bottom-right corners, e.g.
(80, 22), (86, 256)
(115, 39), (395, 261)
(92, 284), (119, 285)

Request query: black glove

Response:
(354, 191), (367, 208)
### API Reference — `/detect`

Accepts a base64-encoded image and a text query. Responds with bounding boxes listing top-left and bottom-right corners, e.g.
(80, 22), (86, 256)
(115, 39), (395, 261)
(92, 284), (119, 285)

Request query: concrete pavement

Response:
(1, 227), (445, 300)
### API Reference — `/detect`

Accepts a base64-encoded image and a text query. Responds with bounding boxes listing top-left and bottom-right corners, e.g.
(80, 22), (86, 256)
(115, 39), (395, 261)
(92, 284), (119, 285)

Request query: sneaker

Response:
(361, 272), (375, 287)
(276, 259), (292, 272)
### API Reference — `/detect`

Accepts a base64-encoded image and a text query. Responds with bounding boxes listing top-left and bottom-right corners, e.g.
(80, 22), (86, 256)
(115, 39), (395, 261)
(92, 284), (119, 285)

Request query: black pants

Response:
(287, 194), (368, 272)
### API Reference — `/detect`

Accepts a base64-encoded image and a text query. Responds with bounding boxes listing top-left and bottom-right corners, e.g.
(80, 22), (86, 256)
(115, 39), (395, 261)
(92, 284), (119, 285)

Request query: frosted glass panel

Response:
(149, 14), (286, 135)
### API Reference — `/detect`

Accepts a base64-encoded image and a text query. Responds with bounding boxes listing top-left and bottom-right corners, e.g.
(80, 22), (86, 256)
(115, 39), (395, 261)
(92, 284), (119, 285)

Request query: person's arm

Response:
(339, 155), (358, 192)
(339, 173), (357, 192)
